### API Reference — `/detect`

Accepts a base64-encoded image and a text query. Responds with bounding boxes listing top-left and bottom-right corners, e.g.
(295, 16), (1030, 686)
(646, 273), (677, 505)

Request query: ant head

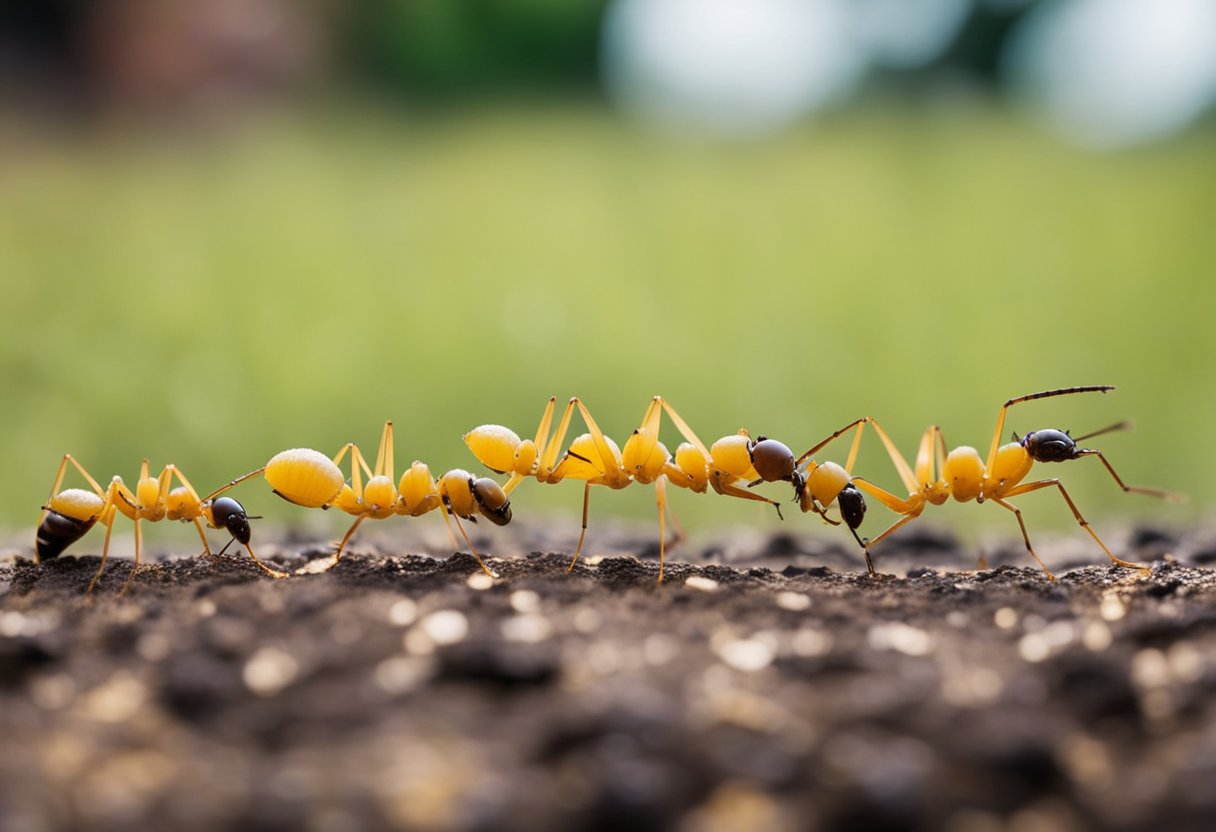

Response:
(837, 483), (867, 530)
(1020, 429), (1079, 463)
(211, 497), (252, 544)
(471, 477), (512, 526)
(749, 437), (796, 483)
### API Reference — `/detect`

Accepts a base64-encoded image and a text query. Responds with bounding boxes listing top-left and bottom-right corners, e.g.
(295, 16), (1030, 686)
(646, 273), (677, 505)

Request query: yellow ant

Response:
(465, 395), (789, 582)
(840, 386), (1181, 580)
(208, 422), (509, 577)
(36, 454), (279, 594)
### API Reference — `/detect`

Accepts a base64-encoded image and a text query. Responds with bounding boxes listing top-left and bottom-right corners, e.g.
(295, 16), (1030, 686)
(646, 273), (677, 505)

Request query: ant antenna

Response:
(1073, 421), (1132, 443)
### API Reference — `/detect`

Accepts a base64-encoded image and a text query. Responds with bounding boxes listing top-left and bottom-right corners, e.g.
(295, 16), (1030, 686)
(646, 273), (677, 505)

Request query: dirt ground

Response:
(2, 521), (1216, 832)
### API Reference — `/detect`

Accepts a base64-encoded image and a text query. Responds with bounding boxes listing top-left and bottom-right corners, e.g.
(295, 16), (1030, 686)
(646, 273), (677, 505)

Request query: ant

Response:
(740, 416), (879, 568)
(37, 454), (275, 594)
(844, 386), (1181, 580)
(209, 422), (508, 577)
(465, 395), (788, 582)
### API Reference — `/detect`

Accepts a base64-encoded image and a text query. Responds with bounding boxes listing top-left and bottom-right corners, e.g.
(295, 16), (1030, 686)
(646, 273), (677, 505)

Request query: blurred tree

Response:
(340, 0), (608, 99)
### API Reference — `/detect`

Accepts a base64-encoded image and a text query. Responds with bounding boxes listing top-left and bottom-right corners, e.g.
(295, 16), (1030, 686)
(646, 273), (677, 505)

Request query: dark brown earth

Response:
(3, 522), (1216, 832)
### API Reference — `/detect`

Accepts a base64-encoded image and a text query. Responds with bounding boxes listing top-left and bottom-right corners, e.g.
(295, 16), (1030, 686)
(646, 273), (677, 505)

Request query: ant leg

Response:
(852, 478), (917, 516)
(712, 478), (784, 519)
(986, 385), (1114, 471)
(990, 497), (1058, 581)
(307, 514), (367, 575)
(166, 467), (214, 557)
(1002, 479), (1147, 572)
(656, 398), (711, 458)
(568, 483), (593, 572)
(572, 399), (630, 488)
(842, 418), (868, 474)
(331, 442), (361, 476)
(851, 479), (926, 573)
(117, 516), (143, 596)
(861, 419), (920, 493)
(1077, 451), (1184, 502)
(529, 396), (559, 471)
(333, 515), (366, 563)
(438, 500), (494, 577)
(912, 427), (942, 486)
(626, 397), (665, 474)
(661, 476), (686, 551)
(539, 398), (579, 476)
(241, 541), (289, 579)
(654, 475), (680, 584)
(373, 421), (395, 479)
(432, 506), (459, 552)
(856, 514), (919, 576)
(86, 497), (122, 596)
(794, 418), (869, 469)
(191, 518), (214, 557)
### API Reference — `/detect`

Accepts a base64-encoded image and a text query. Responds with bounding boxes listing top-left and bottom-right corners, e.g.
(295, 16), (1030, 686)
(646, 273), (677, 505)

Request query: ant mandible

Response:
(37, 455), (275, 594)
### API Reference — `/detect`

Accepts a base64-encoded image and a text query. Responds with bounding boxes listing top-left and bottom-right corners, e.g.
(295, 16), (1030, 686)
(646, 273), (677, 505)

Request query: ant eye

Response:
(750, 438), (796, 483)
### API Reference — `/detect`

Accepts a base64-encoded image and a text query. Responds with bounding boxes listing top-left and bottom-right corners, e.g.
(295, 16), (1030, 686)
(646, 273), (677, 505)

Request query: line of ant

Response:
(34, 386), (1181, 593)
(748, 385), (1182, 580)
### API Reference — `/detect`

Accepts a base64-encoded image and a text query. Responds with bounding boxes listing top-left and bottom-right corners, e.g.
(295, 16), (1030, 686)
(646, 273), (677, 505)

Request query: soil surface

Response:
(3, 522), (1216, 832)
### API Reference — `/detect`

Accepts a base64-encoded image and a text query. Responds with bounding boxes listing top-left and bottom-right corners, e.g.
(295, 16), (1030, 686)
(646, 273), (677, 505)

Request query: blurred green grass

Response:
(2, 105), (1212, 544)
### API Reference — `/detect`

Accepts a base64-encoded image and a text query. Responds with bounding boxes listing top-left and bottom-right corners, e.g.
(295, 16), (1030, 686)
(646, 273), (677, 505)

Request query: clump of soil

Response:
(2, 523), (1215, 832)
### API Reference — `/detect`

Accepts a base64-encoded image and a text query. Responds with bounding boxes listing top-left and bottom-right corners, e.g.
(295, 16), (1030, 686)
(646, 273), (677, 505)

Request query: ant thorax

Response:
(985, 443), (1035, 495)
(621, 430), (669, 483)
(361, 476), (398, 518)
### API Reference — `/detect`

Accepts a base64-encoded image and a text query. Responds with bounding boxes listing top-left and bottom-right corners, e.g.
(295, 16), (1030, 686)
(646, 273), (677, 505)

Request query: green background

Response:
(3, 107), (1211, 547)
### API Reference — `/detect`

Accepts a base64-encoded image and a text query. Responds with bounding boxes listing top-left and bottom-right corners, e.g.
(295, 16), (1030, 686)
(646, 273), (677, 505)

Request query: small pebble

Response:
(685, 576), (719, 592)
(509, 590), (541, 613)
(774, 592), (811, 611)
(716, 637), (775, 672)
(791, 628), (833, 657)
(466, 573), (495, 591)
(501, 613), (552, 643)
(643, 634), (679, 666)
(1081, 621), (1112, 652)
(374, 656), (433, 695)
(868, 622), (934, 656)
(420, 610), (469, 646)
(84, 672), (148, 721)
(243, 647), (299, 697)
(1100, 593), (1126, 622)
(994, 607), (1018, 629)
(387, 599), (419, 627)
